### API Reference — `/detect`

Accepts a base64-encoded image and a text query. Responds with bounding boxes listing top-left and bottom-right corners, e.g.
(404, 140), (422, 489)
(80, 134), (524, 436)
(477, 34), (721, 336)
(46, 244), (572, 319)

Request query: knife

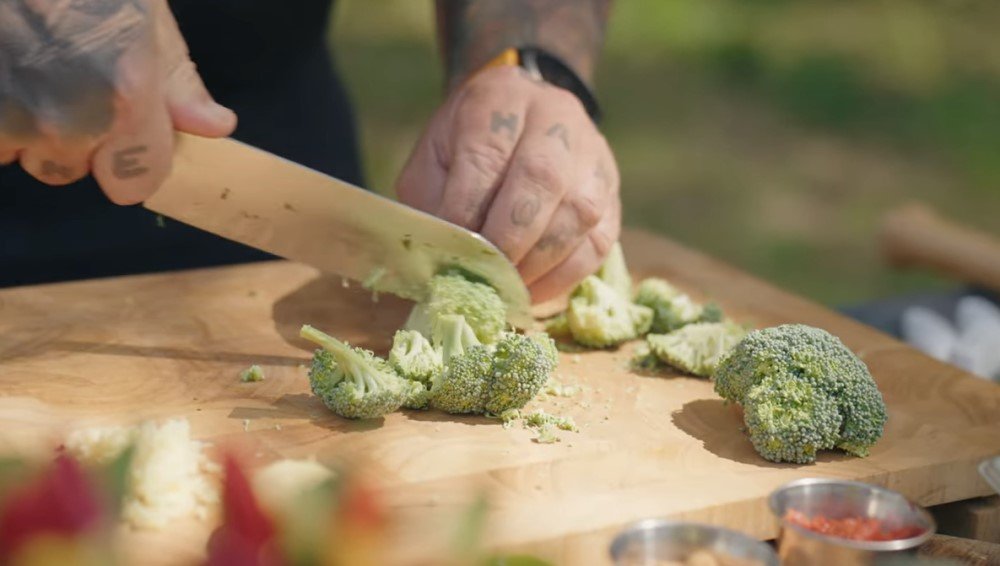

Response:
(144, 133), (532, 327)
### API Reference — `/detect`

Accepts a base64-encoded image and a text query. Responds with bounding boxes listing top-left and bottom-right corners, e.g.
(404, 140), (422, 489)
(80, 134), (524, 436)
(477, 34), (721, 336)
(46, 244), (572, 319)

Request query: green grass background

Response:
(329, 0), (1000, 307)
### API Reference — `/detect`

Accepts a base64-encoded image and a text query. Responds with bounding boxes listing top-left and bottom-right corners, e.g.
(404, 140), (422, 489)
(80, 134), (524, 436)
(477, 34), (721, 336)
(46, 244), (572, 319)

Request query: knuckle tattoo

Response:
(41, 160), (74, 179)
(545, 123), (570, 150)
(510, 194), (541, 227)
(112, 144), (148, 179)
(489, 111), (519, 141)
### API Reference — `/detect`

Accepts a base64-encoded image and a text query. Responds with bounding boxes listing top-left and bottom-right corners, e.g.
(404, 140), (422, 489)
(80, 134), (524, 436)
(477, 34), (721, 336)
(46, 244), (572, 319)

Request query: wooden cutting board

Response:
(1, 230), (998, 565)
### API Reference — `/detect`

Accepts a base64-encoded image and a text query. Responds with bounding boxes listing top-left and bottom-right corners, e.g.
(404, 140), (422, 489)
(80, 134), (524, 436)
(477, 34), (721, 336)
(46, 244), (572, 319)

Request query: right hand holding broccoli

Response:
(0, 0), (235, 203)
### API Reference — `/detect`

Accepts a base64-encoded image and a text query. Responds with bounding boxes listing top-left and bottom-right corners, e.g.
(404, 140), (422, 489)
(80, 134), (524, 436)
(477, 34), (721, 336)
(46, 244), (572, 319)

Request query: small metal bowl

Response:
(769, 478), (936, 566)
(609, 519), (780, 566)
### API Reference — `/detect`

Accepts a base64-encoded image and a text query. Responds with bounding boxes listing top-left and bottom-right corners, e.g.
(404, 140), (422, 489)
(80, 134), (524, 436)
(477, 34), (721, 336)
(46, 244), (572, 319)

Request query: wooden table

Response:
(1, 230), (999, 565)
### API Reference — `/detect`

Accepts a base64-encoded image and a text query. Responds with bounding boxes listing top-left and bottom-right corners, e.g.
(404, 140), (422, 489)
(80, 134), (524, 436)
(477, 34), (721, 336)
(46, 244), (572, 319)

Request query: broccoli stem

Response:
(300, 324), (347, 355)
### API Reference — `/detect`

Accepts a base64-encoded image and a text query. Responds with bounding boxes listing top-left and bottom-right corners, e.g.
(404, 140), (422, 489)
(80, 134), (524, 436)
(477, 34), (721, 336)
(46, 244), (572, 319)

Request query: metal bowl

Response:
(769, 478), (936, 566)
(609, 519), (780, 566)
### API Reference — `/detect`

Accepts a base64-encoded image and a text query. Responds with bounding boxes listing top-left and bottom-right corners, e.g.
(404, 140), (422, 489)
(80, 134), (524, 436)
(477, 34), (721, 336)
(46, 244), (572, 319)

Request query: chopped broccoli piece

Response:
(634, 278), (706, 333)
(388, 329), (441, 385)
(596, 242), (633, 299)
(433, 314), (482, 362)
(629, 343), (661, 372)
(743, 372), (842, 464)
(699, 302), (725, 323)
(714, 324), (888, 463)
(404, 274), (506, 343)
(401, 379), (431, 410)
(300, 325), (411, 419)
(239, 365), (265, 383)
(430, 345), (494, 414)
(543, 313), (570, 337)
(484, 333), (555, 415)
(566, 275), (653, 348)
(646, 322), (746, 377)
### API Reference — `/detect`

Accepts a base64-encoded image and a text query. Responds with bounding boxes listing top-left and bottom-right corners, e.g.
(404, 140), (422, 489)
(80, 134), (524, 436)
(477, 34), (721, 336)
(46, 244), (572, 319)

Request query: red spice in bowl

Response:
(784, 509), (926, 542)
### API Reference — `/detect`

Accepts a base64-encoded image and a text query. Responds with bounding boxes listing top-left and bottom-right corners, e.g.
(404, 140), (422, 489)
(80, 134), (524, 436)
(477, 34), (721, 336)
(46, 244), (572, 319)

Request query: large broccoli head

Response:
(405, 273), (506, 343)
(566, 275), (653, 348)
(714, 324), (888, 462)
(743, 372), (843, 464)
(302, 325), (411, 419)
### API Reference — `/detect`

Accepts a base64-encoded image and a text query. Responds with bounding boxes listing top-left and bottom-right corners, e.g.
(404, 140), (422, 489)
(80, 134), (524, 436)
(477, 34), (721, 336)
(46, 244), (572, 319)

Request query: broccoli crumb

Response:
(571, 354), (581, 364)
(543, 377), (581, 398)
(240, 365), (265, 383)
(242, 419), (250, 432)
(533, 425), (560, 444)
(523, 411), (579, 433)
(499, 408), (521, 429)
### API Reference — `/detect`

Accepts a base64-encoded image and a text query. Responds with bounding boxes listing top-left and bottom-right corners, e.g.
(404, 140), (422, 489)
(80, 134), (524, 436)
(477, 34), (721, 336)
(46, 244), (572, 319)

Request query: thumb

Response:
(164, 60), (237, 138)
(156, 2), (236, 138)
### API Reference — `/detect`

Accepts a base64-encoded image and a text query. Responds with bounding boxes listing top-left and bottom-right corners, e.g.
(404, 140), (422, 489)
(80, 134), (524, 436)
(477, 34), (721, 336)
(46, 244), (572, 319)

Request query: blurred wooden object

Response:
(880, 202), (1000, 293)
(918, 534), (1000, 565)
(932, 496), (1000, 544)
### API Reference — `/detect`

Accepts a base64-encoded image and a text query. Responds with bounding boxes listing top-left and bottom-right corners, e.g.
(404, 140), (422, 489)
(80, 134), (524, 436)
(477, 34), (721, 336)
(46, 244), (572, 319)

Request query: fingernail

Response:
(202, 101), (236, 126)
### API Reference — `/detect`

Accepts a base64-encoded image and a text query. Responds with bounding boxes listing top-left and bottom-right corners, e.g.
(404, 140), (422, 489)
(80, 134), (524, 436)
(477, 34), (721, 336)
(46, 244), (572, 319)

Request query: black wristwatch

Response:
(516, 47), (603, 125)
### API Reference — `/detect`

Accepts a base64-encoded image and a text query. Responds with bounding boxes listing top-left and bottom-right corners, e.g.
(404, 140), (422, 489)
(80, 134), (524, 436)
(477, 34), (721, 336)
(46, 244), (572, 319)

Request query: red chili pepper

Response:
(205, 455), (283, 566)
(784, 509), (924, 542)
(0, 454), (104, 559)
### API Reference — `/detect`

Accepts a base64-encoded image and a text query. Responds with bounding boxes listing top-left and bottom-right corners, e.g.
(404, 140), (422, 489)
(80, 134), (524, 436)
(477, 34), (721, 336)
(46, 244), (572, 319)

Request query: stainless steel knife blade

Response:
(144, 133), (532, 327)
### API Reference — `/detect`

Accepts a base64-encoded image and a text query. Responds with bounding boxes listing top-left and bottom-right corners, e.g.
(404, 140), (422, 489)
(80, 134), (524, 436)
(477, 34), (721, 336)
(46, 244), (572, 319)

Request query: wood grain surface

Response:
(1, 230), (999, 565)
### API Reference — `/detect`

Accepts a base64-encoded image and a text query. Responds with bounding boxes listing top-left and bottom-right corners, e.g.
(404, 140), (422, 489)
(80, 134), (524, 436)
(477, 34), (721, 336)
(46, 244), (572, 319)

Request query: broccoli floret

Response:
(634, 277), (705, 333)
(743, 372), (843, 464)
(404, 274), (506, 343)
(300, 325), (411, 419)
(429, 345), (494, 414)
(714, 324), (888, 462)
(646, 322), (746, 377)
(402, 379), (431, 410)
(239, 365), (265, 383)
(388, 329), (441, 385)
(527, 332), (559, 368)
(433, 314), (482, 362)
(566, 276), (653, 348)
(484, 332), (555, 415)
(596, 242), (633, 299)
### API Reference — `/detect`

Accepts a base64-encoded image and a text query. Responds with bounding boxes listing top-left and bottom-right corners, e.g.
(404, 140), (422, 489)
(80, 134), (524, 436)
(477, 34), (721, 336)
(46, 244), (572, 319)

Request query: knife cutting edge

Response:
(144, 133), (532, 327)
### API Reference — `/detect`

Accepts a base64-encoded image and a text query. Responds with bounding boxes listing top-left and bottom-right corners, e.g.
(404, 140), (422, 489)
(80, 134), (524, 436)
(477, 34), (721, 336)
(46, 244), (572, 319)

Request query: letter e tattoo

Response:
(112, 145), (149, 179)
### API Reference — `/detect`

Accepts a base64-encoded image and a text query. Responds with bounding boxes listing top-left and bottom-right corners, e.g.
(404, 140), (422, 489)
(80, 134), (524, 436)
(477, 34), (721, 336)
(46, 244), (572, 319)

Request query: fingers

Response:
(479, 102), (580, 264)
(395, 111), (449, 213)
(157, 5), (236, 138)
(516, 163), (609, 285)
(528, 196), (621, 304)
(435, 73), (528, 230)
(18, 142), (93, 186)
(91, 49), (173, 204)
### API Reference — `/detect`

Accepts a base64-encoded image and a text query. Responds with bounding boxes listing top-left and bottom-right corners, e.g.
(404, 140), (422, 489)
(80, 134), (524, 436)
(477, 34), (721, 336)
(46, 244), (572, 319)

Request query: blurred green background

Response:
(330, 0), (1000, 307)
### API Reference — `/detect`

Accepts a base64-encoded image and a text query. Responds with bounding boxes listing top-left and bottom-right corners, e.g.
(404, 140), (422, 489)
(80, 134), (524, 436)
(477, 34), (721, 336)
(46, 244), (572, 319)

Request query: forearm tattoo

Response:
(0, 0), (150, 139)
(436, 0), (612, 90)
